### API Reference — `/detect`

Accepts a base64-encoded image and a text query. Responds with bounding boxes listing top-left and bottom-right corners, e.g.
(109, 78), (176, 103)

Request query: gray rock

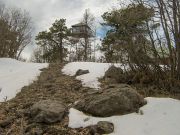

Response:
(97, 121), (114, 134)
(104, 66), (124, 83)
(88, 121), (114, 134)
(29, 100), (66, 124)
(75, 84), (146, 117)
(75, 69), (89, 76)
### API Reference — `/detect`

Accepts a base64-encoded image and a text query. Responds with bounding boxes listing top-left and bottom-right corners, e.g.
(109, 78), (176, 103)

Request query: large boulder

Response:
(104, 66), (124, 84)
(29, 100), (66, 124)
(75, 84), (146, 117)
(75, 69), (89, 76)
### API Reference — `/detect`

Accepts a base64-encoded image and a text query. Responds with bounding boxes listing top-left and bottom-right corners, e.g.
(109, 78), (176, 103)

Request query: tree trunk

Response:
(157, 0), (175, 80)
(59, 39), (63, 63)
(172, 0), (180, 79)
(84, 37), (88, 61)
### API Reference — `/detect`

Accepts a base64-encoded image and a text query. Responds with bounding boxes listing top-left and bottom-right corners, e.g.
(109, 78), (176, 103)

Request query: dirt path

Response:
(0, 63), (92, 135)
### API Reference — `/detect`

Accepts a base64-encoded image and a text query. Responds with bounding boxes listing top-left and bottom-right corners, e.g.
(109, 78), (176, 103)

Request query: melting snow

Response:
(62, 62), (125, 89)
(69, 97), (180, 135)
(63, 62), (180, 135)
(0, 58), (48, 102)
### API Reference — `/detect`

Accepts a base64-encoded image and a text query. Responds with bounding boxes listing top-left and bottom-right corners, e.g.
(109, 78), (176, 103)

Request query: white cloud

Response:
(0, 0), (118, 59)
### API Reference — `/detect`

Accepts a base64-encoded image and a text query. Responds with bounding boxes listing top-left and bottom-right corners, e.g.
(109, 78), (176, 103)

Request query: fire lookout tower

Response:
(71, 22), (94, 61)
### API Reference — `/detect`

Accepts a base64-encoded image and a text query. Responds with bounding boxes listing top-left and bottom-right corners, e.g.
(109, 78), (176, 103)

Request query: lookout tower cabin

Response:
(70, 22), (95, 62)
(71, 22), (94, 38)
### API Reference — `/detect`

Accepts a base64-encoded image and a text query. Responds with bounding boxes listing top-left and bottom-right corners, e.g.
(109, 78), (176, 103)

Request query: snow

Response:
(69, 97), (180, 135)
(62, 62), (124, 89)
(62, 62), (180, 135)
(0, 58), (48, 102)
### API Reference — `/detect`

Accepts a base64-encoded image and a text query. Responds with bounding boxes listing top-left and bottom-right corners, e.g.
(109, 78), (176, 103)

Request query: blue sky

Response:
(96, 27), (108, 39)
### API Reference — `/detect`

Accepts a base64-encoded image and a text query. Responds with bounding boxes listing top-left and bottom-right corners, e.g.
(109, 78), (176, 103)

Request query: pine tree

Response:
(36, 19), (69, 62)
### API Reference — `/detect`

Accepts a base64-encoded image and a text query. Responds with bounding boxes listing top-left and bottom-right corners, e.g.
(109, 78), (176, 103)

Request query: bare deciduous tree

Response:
(0, 3), (33, 59)
(81, 9), (95, 61)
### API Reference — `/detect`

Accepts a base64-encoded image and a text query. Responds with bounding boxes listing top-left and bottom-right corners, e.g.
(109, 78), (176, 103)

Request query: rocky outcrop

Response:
(75, 84), (146, 117)
(104, 65), (125, 84)
(75, 69), (89, 76)
(29, 100), (66, 124)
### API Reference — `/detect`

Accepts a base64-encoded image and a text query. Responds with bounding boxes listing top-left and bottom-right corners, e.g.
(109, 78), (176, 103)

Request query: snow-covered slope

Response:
(62, 62), (124, 89)
(69, 97), (180, 135)
(0, 58), (48, 102)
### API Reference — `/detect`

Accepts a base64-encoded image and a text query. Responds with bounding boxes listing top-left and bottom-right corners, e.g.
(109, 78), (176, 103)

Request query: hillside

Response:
(0, 59), (180, 135)
(0, 60), (91, 134)
(1, 0), (180, 134)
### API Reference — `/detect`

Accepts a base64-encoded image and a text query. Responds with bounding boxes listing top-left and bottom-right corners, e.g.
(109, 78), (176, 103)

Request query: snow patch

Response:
(0, 58), (48, 102)
(62, 62), (124, 89)
(69, 97), (180, 135)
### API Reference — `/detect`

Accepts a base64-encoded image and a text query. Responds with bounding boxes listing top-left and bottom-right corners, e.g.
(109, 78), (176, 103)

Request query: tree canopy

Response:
(0, 3), (33, 59)
(36, 19), (69, 62)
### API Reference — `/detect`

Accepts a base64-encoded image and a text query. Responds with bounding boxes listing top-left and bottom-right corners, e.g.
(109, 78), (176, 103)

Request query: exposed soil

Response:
(0, 63), (93, 135)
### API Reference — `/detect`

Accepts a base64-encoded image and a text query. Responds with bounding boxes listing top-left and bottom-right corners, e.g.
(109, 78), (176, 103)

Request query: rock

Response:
(75, 69), (89, 76)
(88, 121), (114, 134)
(97, 121), (114, 134)
(104, 66), (124, 83)
(75, 84), (146, 117)
(0, 117), (15, 127)
(29, 100), (66, 124)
